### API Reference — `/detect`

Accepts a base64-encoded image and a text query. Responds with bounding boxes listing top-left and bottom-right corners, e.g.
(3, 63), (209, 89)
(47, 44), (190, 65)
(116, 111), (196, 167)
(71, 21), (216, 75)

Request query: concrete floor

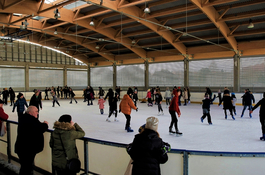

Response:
(3, 98), (265, 152)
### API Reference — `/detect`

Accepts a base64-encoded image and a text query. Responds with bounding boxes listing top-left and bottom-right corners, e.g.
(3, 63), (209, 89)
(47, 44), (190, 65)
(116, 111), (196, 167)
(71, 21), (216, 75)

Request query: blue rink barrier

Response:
(0, 120), (265, 175)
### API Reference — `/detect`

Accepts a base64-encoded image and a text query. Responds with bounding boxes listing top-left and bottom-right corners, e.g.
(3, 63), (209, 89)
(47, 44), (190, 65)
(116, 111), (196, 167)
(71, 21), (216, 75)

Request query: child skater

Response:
(52, 92), (60, 107)
(164, 87), (171, 108)
(250, 92), (265, 140)
(98, 96), (105, 114)
(169, 89), (182, 135)
(231, 93), (237, 115)
(218, 92), (235, 120)
(12, 93), (28, 119)
(133, 91), (138, 107)
(106, 93), (119, 122)
(217, 89), (222, 105)
(146, 89), (152, 107)
(69, 88), (78, 104)
(155, 90), (164, 116)
(201, 94), (216, 125)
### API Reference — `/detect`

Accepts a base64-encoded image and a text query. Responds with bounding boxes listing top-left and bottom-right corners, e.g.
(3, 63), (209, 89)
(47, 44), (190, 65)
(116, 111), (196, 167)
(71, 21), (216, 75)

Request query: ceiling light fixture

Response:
(248, 19), (254, 29)
(144, 4), (150, 14)
(90, 18), (95, 26)
(20, 19), (29, 30)
(26, 36), (30, 41)
(95, 44), (100, 49)
(131, 37), (136, 44)
(54, 8), (61, 19)
(54, 28), (58, 35)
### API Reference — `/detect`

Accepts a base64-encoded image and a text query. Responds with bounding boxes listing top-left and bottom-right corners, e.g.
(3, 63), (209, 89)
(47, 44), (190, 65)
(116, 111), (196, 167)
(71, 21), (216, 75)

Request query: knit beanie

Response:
(17, 93), (23, 99)
(59, 114), (72, 123)
(145, 117), (159, 132)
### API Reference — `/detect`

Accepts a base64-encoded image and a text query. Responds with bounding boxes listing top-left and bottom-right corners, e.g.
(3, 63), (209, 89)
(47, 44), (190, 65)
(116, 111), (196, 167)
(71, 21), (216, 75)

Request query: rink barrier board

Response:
(1, 120), (265, 175)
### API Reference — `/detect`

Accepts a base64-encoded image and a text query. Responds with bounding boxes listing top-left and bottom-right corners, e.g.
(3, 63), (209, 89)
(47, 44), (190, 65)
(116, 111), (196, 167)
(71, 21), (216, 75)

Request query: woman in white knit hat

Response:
(127, 117), (170, 175)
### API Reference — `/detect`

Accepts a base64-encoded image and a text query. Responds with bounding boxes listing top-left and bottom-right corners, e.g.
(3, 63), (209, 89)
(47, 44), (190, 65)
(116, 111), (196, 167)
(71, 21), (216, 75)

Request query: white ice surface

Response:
(4, 99), (265, 152)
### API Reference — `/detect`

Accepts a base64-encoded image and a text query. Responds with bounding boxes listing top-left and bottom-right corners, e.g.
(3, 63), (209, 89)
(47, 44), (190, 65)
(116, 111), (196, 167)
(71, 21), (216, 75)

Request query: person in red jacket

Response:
(169, 89), (182, 135)
(119, 94), (138, 132)
(146, 89), (152, 107)
(0, 99), (9, 136)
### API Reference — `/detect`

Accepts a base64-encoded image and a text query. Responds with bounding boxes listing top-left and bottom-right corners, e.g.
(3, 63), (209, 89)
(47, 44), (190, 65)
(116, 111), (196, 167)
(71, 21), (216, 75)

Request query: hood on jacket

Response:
(123, 94), (130, 99)
(53, 121), (76, 131)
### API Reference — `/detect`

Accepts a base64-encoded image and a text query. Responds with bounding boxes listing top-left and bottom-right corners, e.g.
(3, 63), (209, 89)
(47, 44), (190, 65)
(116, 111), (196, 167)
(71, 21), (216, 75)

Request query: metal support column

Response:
(183, 151), (189, 175)
(63, 66), (67, 86)
(113, 63), (117, 90)
(184, 58), (189, 87)
(233, 54), (240, 92)
(84, 140), (89, 175)
(25, 63), (29, 91)
(145, 61), (149, 90)
(87, 65), (90, 86)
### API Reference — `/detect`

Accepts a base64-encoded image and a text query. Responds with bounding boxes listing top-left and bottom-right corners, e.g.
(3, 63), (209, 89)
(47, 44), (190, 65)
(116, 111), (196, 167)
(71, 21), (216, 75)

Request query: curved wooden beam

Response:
(190, 0), (238, 53)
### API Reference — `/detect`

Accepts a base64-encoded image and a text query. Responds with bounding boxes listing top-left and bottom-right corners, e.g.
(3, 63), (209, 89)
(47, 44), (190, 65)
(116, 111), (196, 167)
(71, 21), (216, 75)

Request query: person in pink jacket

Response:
(146, 89), (152, 107)
(98, 96), (106, 114)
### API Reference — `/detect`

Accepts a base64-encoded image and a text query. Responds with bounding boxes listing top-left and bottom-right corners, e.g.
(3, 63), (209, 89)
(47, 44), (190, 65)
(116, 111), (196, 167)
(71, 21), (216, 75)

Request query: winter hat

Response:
(145, 117), (159, 132)
(138, 124), (146, 133)
(58, 114), (72, 123)
(17, 93), (23, 99)
(0, 99), (4, 104)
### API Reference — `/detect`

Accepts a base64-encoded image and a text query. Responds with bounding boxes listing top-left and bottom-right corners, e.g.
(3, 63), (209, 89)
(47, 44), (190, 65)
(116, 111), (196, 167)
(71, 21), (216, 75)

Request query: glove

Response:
(119, 109), (121, 113)
(136, 108), (138, 112)
(161, 142), (171, 155)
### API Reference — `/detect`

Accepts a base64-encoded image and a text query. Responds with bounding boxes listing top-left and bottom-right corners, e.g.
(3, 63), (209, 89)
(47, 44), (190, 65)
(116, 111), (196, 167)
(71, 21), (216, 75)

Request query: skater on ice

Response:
(98, 96), (105, 115)
(201, 93), (216, 125)
(168, 89), (182, 135)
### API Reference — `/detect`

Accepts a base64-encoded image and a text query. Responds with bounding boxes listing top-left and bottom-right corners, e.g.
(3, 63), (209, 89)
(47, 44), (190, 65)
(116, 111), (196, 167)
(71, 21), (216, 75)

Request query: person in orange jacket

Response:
(119, 94), (138, 132)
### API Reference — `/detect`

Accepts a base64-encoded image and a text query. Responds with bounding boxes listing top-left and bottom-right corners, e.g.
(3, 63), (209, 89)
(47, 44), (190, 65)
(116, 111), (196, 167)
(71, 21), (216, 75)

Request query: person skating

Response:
(44, 87), (49, 100)
(155, 90), (164, 116)
(187, 87), (191, 104)
(241, 89), (255, 118)
(183, 88), (188, 106)
(2, 88), (9, 105)
(201, 94), (216, 125)
(0, 99), (9, 136)
(106, 93), (119, 122)
(217, 89), (222, 106)
(218, 92), (235, 120)
(29, 90), (42, 119)
(164, 87), (171, 108)
(250, 92), (265, 140)
(146, 89), (152, 107)
(98, 96), (105, 114)
(119, 94), (138, 132)
(169, 89), (182, 135)
(52, 92), (60, 107)
(9, 87), (15, 106)
(12, 93), (28, 120)
(69, 88), (77, 104)
(133, 90), (138, 107)
(178, 87), (182, 106)
(231, 93), (237, 115)
(104, 88), (114, 113)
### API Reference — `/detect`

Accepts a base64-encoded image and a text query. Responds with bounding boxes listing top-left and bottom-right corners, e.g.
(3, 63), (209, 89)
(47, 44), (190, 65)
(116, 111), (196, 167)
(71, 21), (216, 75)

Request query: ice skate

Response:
(175, 131), (183, 135)
(209, 123), (212, 125)
(127, 127), (134, 132)
(225, 115), (227, 119)
(201, 117), (203, 123)
(260, 134), (265, 141)
(158, 112), (161, 116)
(232, 116), (235, 120)
(241, 114), (243, 118)
(161, 111), (164, 115)
(106, 118), (111, 122)
(169, 127), (175, 134)
(249, 114), (252, 118)
(70, 101), (72, 104)
(114, 118), (119, 122)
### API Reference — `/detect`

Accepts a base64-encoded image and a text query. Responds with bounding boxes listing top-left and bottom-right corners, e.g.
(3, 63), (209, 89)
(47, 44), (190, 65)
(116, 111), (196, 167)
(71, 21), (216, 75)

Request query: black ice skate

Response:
(175, 131), (183, 135)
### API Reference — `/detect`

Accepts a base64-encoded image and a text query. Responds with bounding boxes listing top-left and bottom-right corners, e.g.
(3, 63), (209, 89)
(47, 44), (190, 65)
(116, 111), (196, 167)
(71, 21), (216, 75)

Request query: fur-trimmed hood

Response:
(53, 121), (76, 131)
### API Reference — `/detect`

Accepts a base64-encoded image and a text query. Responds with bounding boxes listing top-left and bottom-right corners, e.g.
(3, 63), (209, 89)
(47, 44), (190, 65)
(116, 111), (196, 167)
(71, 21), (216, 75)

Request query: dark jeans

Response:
(241, 105), (252, 116)
(224, 108), (233, 116)
(158, 103), (163, 112)
(178, 96), (181, 106)
(108, 109), (117, 118)
(201, 109), (212, 124)
(260, 115), (265, 135)
(124, 114), (131, 129)
(232, 106), (236, 114)
(169, 110), (178, 132)
(17, 152), (36, 175)
(166, 98), (170, 105)
(53, 100), (60, 107)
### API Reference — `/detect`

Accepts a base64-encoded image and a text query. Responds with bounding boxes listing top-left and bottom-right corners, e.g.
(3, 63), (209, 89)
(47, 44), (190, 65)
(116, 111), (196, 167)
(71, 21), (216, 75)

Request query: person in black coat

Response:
(218, 93), (235, 120)
(2, 88), (9, 105)
(104, 88), (114, 113)
(155, 90), (163, 115)
(201, 94), (216, 125)
(15, 106), (48, 175)
(115, 86), (121, 101)
(127, 87), (134, 99)
(9, 87), (15, 106)
(241, 89), (255, 118)
(106, 93), (119, 122)
(69, 88), (77, 104)
(250, 92), (265, 140)
(29, 90), (42, 118)
(127, 117), (169, 175)
(44, 87), (49, 100)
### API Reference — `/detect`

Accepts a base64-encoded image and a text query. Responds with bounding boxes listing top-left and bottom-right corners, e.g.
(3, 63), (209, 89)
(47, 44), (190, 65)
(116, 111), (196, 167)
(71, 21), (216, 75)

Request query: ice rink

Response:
(4, 98), (265, 152)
